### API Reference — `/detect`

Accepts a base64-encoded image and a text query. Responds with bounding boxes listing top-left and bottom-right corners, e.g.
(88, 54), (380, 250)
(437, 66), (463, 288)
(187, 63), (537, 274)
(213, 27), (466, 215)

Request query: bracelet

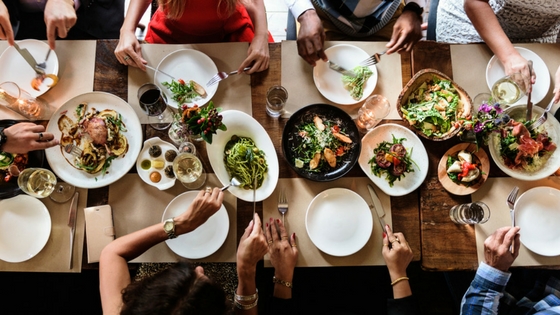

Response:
(234, 296), (258, 310)
(273, 276), (293, 288)
(391, 276), (410, 286)
(234, 288), (258, 302)
(403, 2), (424, 18)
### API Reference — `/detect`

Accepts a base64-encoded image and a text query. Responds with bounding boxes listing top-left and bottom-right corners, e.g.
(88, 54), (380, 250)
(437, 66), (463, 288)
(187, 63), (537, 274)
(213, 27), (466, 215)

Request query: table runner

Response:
(473, 177), (560, 267)
(127, 43), (252, 124)
(280, 41), (403, 120)
(0, 187), (87, 272)
(263, 177), (391, 267)
(0, 40), (96, 120)
(108, 173), (237, 263)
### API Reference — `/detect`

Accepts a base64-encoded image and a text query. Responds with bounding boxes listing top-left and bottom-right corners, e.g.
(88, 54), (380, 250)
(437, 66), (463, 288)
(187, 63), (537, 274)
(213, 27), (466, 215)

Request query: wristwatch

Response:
(0, 129), (7, 151)
(163, 217), (177, 239)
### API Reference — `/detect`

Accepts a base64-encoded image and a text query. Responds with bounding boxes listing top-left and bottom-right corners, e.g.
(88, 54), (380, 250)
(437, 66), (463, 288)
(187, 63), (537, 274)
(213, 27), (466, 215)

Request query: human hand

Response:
(2, 123), (59, 154)
(483, 226), (520, 272)
(502, 53), (535, 94)
(553, 66), (560, 104)
(237, 213), (268, 274)
(239, 33), (269, 74)
(0, 1), (14, 45)
(174, 188), (224, 235)
(382, 225), (413, 280)
(296, 10), (327, 66)
(44, 0), (77, 50)
(265, 218), (297, 281)
(114, 31), (146, 69)
(385, 10), (422, 54)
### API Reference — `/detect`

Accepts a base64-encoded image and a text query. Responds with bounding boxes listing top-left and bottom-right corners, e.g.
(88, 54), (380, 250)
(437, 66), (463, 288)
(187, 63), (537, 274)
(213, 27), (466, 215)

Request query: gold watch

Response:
(163, 217), (177, 239)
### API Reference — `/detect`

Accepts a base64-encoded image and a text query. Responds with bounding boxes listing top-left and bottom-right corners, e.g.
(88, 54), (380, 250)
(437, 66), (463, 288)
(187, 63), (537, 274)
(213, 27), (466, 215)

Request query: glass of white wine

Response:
(491, 72), (527, 105)
(17, 168), (57, 198)
(172, 152), (207, 189)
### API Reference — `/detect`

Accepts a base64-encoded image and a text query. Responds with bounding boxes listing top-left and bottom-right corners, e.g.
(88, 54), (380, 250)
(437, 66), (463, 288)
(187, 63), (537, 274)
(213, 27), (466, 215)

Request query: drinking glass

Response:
(266, 85), (288, 117)
(172, 152), (206, 189)
(491, 73), (527, 105)
(356, 94), (390, 130)
(137, 83), (173, 130)
(49, 181), (76, 203)
(0, 81), (46, 120)
(17, 168), (57, 198)
(449, 201), (491, 225)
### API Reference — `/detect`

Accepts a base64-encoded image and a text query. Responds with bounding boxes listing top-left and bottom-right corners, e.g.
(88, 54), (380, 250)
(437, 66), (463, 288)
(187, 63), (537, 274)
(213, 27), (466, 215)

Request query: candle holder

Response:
(0, 81), (46, 120)
(356, 94), (390, 131)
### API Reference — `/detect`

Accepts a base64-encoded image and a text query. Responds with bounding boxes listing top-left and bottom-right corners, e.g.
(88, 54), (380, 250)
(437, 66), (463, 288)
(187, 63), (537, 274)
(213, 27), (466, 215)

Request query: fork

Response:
(278, 188), (288, 223)
(63, 144), (83, 157)
(529, 99), (555, 130)
(327, 60), (356, 77)
(206, 66), (251, 87)
(506, 186), (519, 254)
(359, 50), (387, 67)
(36, 49), (51, 72)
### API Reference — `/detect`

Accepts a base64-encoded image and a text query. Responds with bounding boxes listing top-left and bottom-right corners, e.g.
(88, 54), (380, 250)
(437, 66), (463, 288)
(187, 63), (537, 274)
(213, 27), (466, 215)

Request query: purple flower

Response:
(479, 102), (492, 113)
(493, 103), (503, 114)
(474, 121), (484, 133)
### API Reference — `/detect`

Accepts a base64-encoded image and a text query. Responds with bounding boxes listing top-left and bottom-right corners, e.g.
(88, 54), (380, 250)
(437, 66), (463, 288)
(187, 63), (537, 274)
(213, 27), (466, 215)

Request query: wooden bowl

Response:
(438, 143), (490, 195)
(396, 69), (472, 141)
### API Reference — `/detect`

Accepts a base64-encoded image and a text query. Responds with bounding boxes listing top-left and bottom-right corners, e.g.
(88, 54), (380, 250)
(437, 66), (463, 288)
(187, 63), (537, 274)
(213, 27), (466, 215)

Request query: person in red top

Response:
(115, 0), (273, 75)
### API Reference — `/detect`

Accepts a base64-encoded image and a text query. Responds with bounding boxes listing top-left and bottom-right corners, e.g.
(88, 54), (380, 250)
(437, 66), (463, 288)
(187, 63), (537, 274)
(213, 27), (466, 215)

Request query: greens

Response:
(368, 135), (416, 187)
(342, 66), (373, 100)
(162, 79), (203, 105)
(224, 135), (268, 189)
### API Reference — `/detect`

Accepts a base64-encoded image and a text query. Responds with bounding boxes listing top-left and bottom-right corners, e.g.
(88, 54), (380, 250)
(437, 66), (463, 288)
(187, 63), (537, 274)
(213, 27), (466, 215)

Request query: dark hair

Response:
(120, 261), (229, 315)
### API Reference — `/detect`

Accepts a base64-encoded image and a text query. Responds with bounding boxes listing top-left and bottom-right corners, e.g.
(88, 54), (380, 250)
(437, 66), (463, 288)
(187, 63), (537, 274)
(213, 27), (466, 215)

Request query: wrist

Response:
(237, 264), (257, 279)
(389, 271), (408, 282)
(297, 9), (318, 23)
(274, 271), (293, 282)
(402, 2), (423, 19)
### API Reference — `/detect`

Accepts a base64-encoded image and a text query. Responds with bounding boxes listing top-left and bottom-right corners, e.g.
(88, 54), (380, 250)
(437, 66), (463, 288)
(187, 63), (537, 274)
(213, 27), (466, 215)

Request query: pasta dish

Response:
(224, 135), (267, 189)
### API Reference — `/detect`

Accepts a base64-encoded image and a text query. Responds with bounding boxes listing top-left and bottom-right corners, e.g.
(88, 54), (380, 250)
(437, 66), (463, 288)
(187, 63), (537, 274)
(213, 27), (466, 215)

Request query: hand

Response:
(114, 31), (147, 69)
(502, 53), (535, 94)
(296, 10), (327, 66)
(174, 188), (224, 235)
(382, 225), (413, 280)
(483, 226), (520, 272)
(553, 66), (560, 104)
(237, 213), (268, 274)
(2, 123), (59, 154)
(386, 11), (423, 54)
(239, 33), (269, 74)
(265, 218), (297, 281)
(0, 1), (14, 45)
(44, 0), (77, 50)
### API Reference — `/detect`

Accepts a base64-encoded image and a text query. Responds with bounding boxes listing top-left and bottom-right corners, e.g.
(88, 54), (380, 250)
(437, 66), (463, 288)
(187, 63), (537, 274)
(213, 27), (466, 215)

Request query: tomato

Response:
(178, 79), (186, 85)
(336, 146), (345, 156)
(458, 162), (477, 179)
(331, 125), (340, 133)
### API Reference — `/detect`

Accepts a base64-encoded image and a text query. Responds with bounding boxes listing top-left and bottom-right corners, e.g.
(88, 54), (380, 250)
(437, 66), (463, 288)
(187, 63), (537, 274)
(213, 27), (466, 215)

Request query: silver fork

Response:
(63, 144), (83, 157)
(529, 99), (555, 130)
(506, 186), (519, 254)
(359, 50), (387, 67)
(206, 67), (251, 87)
(278, 188), (288, 223)
(36, 49), (51, 72)
(327, 60), (356, 77)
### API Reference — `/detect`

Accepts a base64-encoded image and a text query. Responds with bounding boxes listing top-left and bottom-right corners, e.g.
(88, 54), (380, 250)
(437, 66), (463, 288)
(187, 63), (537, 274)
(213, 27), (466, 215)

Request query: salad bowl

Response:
(397, 69), (472, 141)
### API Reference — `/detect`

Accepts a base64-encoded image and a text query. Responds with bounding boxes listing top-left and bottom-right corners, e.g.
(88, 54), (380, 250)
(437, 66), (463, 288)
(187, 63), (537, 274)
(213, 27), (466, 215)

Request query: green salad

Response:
(342, 66), (373, 100)
(368, 135), (416, 187)
(162, 79), (206, 105)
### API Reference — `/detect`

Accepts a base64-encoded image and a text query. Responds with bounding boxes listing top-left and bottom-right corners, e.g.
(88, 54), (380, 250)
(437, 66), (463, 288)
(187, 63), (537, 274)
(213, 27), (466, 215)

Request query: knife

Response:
(252, 177), (257, 220)
(367, 184), (387, 233)
(12, 42), (44, 75)
(67, 191), (79, 269)
(525, 60), (533, 122)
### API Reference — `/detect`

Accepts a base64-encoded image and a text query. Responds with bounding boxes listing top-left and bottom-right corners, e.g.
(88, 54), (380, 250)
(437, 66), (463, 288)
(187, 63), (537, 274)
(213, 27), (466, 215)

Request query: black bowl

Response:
(282, 104), (361, 181)
(0, 120), (45, 199)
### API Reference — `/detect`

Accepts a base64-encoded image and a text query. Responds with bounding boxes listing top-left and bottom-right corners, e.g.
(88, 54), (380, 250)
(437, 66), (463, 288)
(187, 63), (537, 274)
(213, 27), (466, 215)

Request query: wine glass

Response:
(49, 181), (76, 203)
(491, 73), (527, 105)
(172, 152), (206, 189)
(17, 168), (57, 198)
(137, 83), (173, 130)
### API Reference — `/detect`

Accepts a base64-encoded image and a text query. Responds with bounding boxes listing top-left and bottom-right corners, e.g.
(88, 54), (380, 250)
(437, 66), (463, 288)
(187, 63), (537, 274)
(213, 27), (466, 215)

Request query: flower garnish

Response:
(175, 101), (227, 144)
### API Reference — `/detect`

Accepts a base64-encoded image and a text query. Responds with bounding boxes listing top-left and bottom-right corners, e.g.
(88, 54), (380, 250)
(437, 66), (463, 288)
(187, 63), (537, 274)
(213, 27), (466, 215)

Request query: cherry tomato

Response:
(178, 79), (186, 85)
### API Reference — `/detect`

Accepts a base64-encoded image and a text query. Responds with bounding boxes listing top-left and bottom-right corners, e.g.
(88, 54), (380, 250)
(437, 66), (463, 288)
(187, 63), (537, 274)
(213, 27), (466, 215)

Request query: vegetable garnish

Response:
(224, 135), (268, 189)
(368, 134), (417, 187)
(162, 79), (206, 105)
(446, 150), (481, 186)
(342, 66), (373, 100)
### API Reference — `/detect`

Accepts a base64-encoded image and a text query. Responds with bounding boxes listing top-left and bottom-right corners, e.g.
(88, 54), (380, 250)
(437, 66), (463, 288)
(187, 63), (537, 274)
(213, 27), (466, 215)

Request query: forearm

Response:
(273, 270), (293, 299)
(236, 265), (258, 315)
(460, 263), (509, 315)
(390, 274), (412, 299)
(121, 0), (152, 34)
(244, 0), (268, 38)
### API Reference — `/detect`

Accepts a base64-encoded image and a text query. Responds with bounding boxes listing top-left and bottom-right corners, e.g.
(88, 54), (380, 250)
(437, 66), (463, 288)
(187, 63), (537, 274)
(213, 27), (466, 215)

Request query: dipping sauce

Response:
(140, 159), (151, 170)
(153, 159), (165, 169)
(150, 171), (162, 183)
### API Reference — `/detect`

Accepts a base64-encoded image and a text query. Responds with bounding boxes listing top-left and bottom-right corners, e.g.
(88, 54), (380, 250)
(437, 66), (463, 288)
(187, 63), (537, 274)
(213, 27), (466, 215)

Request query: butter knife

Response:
(68, 191), (79, 269)
(526, 60), (533, 122)
(12, 42), (44, 75)
(367, 184), (387, 232)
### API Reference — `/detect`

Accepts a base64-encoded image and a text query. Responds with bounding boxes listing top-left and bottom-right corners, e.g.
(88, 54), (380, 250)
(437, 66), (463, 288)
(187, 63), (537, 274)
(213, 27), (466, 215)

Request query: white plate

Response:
(358, 124), (429, 196)
(306, 188), (372, 256)
(162, 191), (229, 259)
(488, 105), (560, 181)
(136, 137), (177, 190)
(155, 49), (218, 108)
(515, 187), (560, 256)
(313, 44), (378, 105)
(0, 39), (59, 97)
(206, 110), (279, 202)
(0, 195), (51, 262)
(486, 47), (550, 105)
(45, 92), (142, 188)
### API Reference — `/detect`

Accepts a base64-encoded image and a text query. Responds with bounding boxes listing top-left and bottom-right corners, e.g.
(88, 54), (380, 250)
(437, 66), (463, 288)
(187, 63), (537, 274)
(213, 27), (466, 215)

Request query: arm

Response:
(0, 0), (14, 45)
(386, 0), (425, 54)
(284, 0), (326, 66)
(554, 66), (560, 104)
(464, 0), (533, 91)
(44, 0), (77, 49)
(239, 0), (269, 73)
(1, 123), (59, 154)
(99, 188), (224, 315)
(114, 0), (151, 68)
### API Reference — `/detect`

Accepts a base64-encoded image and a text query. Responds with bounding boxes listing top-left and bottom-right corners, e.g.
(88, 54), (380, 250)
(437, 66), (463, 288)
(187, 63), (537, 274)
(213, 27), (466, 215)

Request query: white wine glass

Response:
(49, 181), (76, 203)
(172, 152), (206, 189)
(491, 72), (527, 105)
(17, 167), (57, 198)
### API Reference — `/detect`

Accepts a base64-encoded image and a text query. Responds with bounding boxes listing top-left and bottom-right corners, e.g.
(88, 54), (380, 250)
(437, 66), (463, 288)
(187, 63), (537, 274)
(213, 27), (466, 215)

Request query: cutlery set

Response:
(506, 186), (519, 254)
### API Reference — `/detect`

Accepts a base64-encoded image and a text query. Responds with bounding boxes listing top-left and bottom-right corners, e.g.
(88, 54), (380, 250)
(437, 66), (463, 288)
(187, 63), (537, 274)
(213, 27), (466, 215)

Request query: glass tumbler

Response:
(266, 85), (288, 118)
(356, 94), (390, 130)
(449, 201), (491, 225)
(0, 81), (46, 120)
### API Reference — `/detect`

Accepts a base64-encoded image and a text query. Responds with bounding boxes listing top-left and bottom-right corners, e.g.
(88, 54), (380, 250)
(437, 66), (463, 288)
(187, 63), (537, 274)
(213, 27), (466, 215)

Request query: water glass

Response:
(356, 94), (390, 130)
(0, 81), (46, 120)
(449, 201), (491, 225)
(137, 83), (173, 130)
(172, 152), (206, 189)
(17, 168), (56, 198)
(491, 73), (527, 105)
(266, 85), (288, 118)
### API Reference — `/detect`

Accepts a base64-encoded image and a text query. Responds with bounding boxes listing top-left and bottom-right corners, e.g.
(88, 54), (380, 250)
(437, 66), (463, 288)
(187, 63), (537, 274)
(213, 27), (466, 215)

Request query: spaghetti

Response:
(224, 135), (267, 189)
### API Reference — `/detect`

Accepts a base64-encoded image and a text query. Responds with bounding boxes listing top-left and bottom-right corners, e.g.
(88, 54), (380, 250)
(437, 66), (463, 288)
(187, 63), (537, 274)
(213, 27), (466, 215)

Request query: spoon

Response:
(220, 177), (242, 191)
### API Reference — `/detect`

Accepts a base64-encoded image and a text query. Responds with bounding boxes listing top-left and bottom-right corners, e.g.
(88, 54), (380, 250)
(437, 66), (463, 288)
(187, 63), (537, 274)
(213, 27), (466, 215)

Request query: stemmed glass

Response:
(137, 83), (173, 130)
(15, 167), (75, 202)
(49, 181), (76, 203)
(0, 81), (47, 120)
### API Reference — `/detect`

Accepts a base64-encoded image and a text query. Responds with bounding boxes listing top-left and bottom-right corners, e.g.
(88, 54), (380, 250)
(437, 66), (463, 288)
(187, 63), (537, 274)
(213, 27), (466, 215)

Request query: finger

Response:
(512, 233), (521, 259)
(264, 219), (273, 242)
(276, 219), (289, 241)
(270, 217), (280, 241)
(38, 131), (55, 142)
(493, 226), (510, 244)
(250, 213), (262, 235)
(503, 226), (520, 246)
(385, 224), (394, 239)
(243, 218), (255, 238)
(290, 232), (298, 252)
(33, 138), (59, 150)
(382, 231), (390, 254)
(47, 26), (57, 50)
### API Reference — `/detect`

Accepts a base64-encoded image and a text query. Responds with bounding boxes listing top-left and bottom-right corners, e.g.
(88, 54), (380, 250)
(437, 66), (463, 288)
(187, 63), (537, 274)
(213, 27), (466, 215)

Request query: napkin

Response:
(473, 177), (560, 267)
(127, 43), (252, 124)
(0, 187), (88, 272)
(0, 41), (95, 120)
(280, 41), (403, 120)
(263, 177), (391, 267)
(107, 173), (237, 263)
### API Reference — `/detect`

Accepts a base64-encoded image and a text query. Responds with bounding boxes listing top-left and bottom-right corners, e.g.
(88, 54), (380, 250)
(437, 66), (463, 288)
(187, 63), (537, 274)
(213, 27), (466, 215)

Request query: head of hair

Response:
(158, 0), (239, 20)
(120, 261), (228, 315)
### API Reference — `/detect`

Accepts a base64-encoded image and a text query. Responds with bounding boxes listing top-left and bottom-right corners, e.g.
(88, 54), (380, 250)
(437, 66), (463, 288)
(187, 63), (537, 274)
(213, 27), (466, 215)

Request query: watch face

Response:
(164, 220), (174, 231)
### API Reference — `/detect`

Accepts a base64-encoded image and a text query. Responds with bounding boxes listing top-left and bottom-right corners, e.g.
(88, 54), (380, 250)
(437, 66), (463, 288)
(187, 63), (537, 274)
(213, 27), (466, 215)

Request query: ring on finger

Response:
(390, 238), (400, 244)
(291, 244), (297, 248)
(281, 236), (289, 241)
(123, 55), (130, 61)
(204, 186), (212, 194)
(268, 240), (273, 245)
(38, 133), (43, 141)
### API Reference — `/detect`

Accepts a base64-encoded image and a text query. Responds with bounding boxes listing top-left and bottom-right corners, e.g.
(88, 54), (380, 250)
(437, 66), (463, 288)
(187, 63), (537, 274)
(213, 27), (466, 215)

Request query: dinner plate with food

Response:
(313, 44), (378, 105)
(282, 104), (361, 181)
(206, 110), (279, 202)
(155, 49), (217, 108)
(45, 92), (142, 188)
(358, 123), (428, 196)
(136, 137), (178, 190)
(488, 104), (560, 180)
(0, 39), (59, 97)
(438, 143), (490, 195)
